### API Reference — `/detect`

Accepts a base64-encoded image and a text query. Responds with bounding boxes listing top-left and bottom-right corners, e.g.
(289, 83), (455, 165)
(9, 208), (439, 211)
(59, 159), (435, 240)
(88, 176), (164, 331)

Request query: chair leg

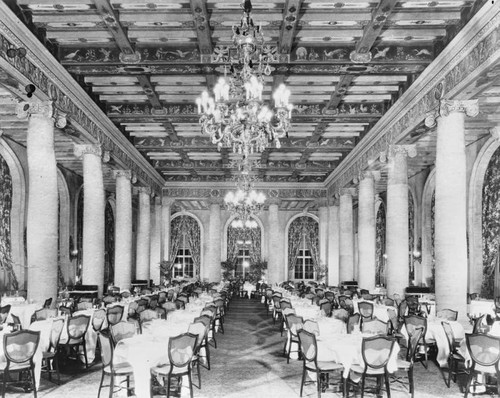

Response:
(409, 368), (414, 398)
(188, 371), (193, 398)
(384, 373), (391, 398)
(360, 375), (365, 398)
(197, 360), (201, 389)
(316, 370), (321, 398)
(97, 371), (105, 398)
(464, 372), (473, 398)
(109, 374), (114, 398)
(82, 341), (89, 369)
(31, 368), (37, 398)
(166, 376), (171, 398)
(54, 357), (61, 384)
(300, 366), (306, 397)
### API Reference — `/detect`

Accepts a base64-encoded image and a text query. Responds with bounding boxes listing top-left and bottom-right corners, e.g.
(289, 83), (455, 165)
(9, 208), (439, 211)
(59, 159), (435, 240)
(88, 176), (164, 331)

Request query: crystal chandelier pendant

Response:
(196, 0), (293, 158)
(225, 173), (265, 229)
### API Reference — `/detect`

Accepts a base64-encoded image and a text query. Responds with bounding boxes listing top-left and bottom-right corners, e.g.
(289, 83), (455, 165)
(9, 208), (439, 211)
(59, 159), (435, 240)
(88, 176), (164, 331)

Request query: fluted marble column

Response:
(426, 99), (478, 320)
(327, 202), (340, 286)
(17, 101), (64, 304)
(74, 144), (105, 296)
(268, 200), (282, 283)
(113, 170), (134, 289)
(206, 200), (222, 282)
(150, 196), (162, 285)
(357, 171), (379, 292)
(339, 188), (356, 282)
(386, 145), (416, 297)
(135, 186), (151, 282)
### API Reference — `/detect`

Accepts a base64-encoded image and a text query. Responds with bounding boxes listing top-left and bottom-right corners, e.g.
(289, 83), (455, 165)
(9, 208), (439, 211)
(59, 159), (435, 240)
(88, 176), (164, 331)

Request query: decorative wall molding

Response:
(163, 187), (327, 201)
(0, 2), (164, 194)
(325, 3), (500, 197)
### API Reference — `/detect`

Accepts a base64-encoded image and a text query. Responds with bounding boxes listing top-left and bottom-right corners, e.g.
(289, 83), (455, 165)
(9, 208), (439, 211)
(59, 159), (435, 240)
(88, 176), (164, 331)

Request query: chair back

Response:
(436, 308), (458, 321)
(92, 309), (107, 332)
(102, 295), (116, 306)
(106, 305), (124, 326)
(166, 290), (175, 301)
(362, 318), (389, 335)
(285, 314), (304, 336)
(441, 321), (457, 353)
(98, 330), (114, 368)
(67, 314), (91, 340)
(279, 299), (292, 311)
(48, 318), (65, 352)
(110, 321), (137, 344)
(387, 307), (399, 334)
(158, 291), (167, 304)
(358, 301), (374, 320)
(188, 322), (206, 349)
(473, 314), (488, 334)
(4, 330), (40, 364)
(43, 297), (53, 309)
(347, 313), (360, 333)
(35, 308), (58, 321)
(332, 308), (349, 323)
(59, 306), (72, 317)
(194, 315), (211, 328)
(140, 309), (158, 323)
(361, 335), (395, 371)
(168, 332), (197, 368)
(404, 315), (427, 338)
(303, 320), (319, 336)
(272, 295), (281, 309)
(383, 298), (395, 307)
(466, 333), (500, 370)
(297, 329), (318, 364)
(155, 306), (167, 319)
(0, 304), (11, 324)
(320, 301), (332, 317)
(177, 295), (189, 304)
(136, 299), (149, 313)
(162, 301), (177, 311)
(11, 314), (22, 330)
(407, 326), (425, 363)
(175, 299), (186, 310)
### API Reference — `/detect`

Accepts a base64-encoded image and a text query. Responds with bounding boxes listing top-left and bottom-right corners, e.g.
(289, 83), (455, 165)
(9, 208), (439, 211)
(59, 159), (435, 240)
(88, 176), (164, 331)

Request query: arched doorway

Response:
(226, 217), (262, 279)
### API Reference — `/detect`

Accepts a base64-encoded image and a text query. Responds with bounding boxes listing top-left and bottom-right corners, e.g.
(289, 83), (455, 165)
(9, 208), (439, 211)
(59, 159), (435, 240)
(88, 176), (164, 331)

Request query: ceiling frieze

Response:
(326, 3), (500, 197)
(163, 187), (327, 201)
(0, 2), (164, 194)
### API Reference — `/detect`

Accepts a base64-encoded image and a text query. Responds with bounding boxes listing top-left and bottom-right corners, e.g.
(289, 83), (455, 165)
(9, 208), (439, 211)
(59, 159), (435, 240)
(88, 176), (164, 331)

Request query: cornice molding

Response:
(0, 2), (164, 194)
(162, 187), (327, 200)
(325, 2), (500, 197)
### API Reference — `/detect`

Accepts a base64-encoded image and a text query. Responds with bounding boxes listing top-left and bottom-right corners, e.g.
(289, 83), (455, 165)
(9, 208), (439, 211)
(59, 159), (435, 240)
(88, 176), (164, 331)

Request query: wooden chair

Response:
(436, 308), (458, 321)
(41, 318), (65, 384)
(92, 309), (107, 333)
(150, 333), (197, 398)
(297, 329), (344, 398)
(284, 314), (304, 364)
(404, 314), (435, 369)
(441, 321), (468, 388)
(60, 314), (91, 368)
(347, 313), (360, 334)
(110, 321), (137, 345)
(0, 330), (40, 398)
(106, 305), (124, 327)
(97, 330), (134, 398)
(193, 315), (212, 370)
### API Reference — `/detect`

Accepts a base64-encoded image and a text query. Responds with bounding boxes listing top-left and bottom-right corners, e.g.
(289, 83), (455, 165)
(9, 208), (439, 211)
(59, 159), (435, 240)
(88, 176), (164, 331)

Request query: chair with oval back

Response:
(441, 321), (467, 388)
(284, 314), (304, 364)
(110, 320), (137, 345)
(464, 333), (500, 398)
(92, 309), (107, 333)
(193, 315), (212, 370)
(358, 301), (374, 323)
(404, 314), (435, 369)
(436, 308), (458, 322)
(106, 305), (124, 327)
(1, 330), (40, 397)
(60, 314), (91, 368)
(188, 322), (206, 389)
(347, 313), (361, 334)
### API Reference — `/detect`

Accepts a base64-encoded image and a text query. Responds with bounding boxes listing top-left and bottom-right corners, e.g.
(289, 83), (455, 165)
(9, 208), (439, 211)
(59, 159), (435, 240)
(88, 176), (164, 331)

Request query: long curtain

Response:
(408, 190), (415, 283)
(104, 202), (115, 285)
(170, 215), (201, 276)
(0, 154), (18, 290)
(288, 216), (319, 278)
(375, 203), (386, 286)
(482, 146), (500, 298)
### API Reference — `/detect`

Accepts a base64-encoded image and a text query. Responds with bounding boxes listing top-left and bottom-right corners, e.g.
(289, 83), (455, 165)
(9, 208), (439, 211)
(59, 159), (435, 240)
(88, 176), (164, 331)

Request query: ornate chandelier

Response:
(225, 173), (265, 228)
(195, 0), (293, 158)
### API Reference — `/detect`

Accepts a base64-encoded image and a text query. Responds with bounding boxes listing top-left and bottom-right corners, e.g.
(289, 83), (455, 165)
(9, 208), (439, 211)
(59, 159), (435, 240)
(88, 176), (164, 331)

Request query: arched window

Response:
(170, 214), (201, 278)
(287, 216), (319, 281)
(481, 146), (500, 298)
(226, 218), (261, 279)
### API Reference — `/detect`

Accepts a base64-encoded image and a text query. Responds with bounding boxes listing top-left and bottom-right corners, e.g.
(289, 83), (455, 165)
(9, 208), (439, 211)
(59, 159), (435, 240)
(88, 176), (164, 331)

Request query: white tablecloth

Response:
(7, 302), (41, 328)
(317, 332), (400, 378)
(114, 320), (191, 398)
(243, 283), (256, 298)
(468, 300), (495, 317)
(401, 317), (465, 367)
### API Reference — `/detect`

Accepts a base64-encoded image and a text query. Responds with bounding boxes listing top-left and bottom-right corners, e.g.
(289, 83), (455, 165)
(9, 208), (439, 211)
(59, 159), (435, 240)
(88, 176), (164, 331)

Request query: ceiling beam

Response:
(279, 0), (303, 55)
(190, 0), (214, 92)
(162, 121), (179, 142)
(324, 0), (398, 111)
(92, 0), (163, 111)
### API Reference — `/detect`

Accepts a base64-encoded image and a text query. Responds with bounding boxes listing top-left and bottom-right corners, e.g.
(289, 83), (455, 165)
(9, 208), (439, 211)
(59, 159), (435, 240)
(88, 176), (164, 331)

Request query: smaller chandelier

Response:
(225, 172), (265, 227)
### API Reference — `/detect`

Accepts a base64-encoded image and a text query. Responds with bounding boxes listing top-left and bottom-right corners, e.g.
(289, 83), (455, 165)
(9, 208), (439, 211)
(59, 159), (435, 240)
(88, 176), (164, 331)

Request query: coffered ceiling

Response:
(1, 0), (489, 187)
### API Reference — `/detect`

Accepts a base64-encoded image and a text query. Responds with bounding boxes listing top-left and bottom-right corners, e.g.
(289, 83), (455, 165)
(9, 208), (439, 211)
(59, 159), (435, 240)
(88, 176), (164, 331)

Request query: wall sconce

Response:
(69, 236), (78, 260)
(412, 237), (422, 259)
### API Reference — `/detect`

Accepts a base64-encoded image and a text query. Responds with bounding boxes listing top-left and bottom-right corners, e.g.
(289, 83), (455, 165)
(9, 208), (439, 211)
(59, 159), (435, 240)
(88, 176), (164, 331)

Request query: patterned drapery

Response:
(288, 216), (319, 278)
(170, 215), (201, 276)
(430, 190), (435, 290)
(408, 189), (415, 283)
(375, 203), (386, 286)
(227, 220), (262, 264)
(482, 146), (500, 298)
(0, 154), (18, 290)
(104, 202), (115, 285)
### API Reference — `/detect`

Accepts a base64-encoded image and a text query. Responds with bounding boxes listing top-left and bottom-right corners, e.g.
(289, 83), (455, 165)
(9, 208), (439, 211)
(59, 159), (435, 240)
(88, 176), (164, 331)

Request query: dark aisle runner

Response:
(195, 295), (305, 398)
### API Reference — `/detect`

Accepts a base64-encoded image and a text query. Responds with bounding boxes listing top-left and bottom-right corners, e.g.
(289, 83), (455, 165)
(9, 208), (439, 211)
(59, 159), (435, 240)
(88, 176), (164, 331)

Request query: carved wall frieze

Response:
(327, 6), (500, 196)
(0, 15), (163, 194)
(73, 144), (102, 158)
(163, 187), (327, 200)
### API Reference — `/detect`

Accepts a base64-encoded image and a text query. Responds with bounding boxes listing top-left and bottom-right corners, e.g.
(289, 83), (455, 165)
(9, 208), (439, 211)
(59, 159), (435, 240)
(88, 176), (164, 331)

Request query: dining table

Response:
(113, 319), (191, 398)
(6, 301), (41, 329)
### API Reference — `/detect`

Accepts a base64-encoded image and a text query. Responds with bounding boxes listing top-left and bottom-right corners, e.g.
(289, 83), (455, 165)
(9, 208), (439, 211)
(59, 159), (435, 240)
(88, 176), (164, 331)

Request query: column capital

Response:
(425, 99), (479, 128)
(315, 198), (329, 208)
(134, 186), (152, 196)
(354, 170), (381, 184)
(382, 144), (417, 162)
(340, 187), (357, 197)
(112, 169), (136, 183)
(267, 198), (281, 207)
(74, 144), (102, 159)
(16, 100), (67, 128)
(208, 197), (224, 207)
(162, 197), (176, 207)
(490, 126), (500, 141)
